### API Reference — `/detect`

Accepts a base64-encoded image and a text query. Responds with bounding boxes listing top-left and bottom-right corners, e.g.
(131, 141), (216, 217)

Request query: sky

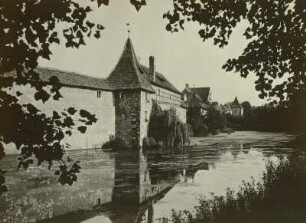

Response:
(39, 0), (267, 106)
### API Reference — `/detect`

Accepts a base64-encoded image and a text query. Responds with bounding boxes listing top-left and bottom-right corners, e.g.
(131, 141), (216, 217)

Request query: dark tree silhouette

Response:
(0, 0), (112, 195)
(0, 0), (153, 196)
(241, 101), (252, 117)
(162, 0), (305, 103)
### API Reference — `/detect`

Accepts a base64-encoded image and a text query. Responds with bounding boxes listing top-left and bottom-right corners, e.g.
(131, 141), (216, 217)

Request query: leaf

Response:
(94, 30), (100, 39)
(34, 89), (50, 103)
(67, 107), (77, 115)
(96, 0), (109, 7)
(53, 111), (61, 119)
(49, 76), (60, 84)
(53, 91), (63, 100)
(27, 103), (39, 114)
(130, 0), (146, 11)
(77, 126), (87, 133)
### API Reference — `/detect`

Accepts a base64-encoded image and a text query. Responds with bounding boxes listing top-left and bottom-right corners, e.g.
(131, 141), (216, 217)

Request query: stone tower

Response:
(107, 38), (155, 148)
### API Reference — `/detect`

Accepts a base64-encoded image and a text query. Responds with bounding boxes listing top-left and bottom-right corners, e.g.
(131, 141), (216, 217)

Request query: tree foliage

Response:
(148, 103), (190, 148)
(205, 106), (227, 134)
(0, 0), (164, 196)
(162, 0), (305, 103)
(0, 0), (111, 195)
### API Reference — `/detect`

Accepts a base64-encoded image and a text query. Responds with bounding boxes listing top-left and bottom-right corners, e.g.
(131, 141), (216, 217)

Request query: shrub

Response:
(170, 154), (306, 223)
(142, 137), (160, 149)
(101, 137), (128, 150)
(148, 103), (191, 148)
(205, 106), (227, 134)
(195, 123), (209, 137)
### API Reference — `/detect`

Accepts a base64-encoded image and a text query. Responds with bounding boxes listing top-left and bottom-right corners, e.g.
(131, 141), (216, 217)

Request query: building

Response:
(8, 38), (186, 149)
(228, 97), (244, 117)
(182, 84), (211, 116)
(181, 84), (211, 128)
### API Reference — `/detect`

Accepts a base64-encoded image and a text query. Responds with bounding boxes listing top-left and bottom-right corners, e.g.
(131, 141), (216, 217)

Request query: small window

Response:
(119, 92), (125, 99)
(146, 92), (150, 102)
(97, 90), (101, 98)
(145, 111), (148, 122)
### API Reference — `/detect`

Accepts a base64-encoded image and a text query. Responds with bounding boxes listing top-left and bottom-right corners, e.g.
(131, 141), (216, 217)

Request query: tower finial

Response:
(126, 23), (131, 37)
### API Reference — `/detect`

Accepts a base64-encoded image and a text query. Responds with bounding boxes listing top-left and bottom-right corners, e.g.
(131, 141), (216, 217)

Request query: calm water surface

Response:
(0, 131), (295, 223)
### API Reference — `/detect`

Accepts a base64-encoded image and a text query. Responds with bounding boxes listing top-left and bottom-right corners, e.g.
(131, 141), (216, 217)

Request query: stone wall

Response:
(114, 90), (141, 147)
(5, 84), (115, 153)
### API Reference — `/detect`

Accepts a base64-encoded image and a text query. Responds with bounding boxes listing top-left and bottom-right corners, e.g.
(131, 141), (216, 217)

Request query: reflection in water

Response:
(0, 132), (294, 223)
(106, 150), (180, 223)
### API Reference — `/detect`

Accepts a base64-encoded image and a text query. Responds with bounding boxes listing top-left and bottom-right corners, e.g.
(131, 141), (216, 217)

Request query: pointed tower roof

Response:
(107, 38), (155, 92)
(231, 97), (241, 108)
(233, 97), (239, 104)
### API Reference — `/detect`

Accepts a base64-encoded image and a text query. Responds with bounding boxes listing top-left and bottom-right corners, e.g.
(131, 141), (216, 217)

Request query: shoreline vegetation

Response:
(165, 150), (306, 223)
(152, 135), (306, 223)
(190, 103), (305, 138)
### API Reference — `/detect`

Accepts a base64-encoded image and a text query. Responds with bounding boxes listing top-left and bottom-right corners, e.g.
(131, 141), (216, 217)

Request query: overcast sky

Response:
(39, 0), (267, 106)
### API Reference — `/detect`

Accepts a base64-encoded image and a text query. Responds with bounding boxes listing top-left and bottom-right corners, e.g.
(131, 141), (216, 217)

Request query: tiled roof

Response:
(6, 68), (112, 90)
(37, 67), (112, 90)
(190, 87), (210, 103)
(138, 65), (181, 94)
(187, 93), (209, 109)
(107, 38), (155, 93)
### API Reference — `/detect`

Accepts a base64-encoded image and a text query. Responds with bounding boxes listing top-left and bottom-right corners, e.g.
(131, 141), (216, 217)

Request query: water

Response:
(0, 131), (295, 223)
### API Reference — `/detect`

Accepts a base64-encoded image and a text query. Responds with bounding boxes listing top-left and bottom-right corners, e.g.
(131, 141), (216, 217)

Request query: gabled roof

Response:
(6, 67), (112, 91)
(107, 38), (155, 93)
(190, 87), (210, 103)
(187, 93), (209, 109)
(138, 65), (181, 94)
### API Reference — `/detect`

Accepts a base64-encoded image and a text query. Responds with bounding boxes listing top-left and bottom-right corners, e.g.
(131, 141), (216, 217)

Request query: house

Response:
(7, 38), (186, 149)
(182, 84), (211, 116)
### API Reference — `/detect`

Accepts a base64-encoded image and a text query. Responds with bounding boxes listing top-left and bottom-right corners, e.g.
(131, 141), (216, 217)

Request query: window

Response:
(119, 92), (125, 100)
(145, 111), (148, 122)
(97, 90), (101, 98)
(146, 92), (150, 102)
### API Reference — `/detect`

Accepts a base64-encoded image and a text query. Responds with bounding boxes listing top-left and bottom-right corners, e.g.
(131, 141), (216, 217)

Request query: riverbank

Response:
(170, 151), (306, 223)
(0, 131), (296, 223)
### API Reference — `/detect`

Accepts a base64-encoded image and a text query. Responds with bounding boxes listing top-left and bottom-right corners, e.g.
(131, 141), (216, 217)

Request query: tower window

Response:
(97, 91), (102, 98)
(119, 92), (125, 99)
(146, 92), (150, 102)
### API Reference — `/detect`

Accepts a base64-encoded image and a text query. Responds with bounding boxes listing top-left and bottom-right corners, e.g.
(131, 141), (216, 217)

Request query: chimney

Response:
(185, 83), (190, 91)
(149, 56), (156, 82)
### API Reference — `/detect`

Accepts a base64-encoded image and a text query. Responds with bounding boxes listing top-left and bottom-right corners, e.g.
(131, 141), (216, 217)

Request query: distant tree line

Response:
(189, 96), (306, 137)
(229, 98), (306, 133)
